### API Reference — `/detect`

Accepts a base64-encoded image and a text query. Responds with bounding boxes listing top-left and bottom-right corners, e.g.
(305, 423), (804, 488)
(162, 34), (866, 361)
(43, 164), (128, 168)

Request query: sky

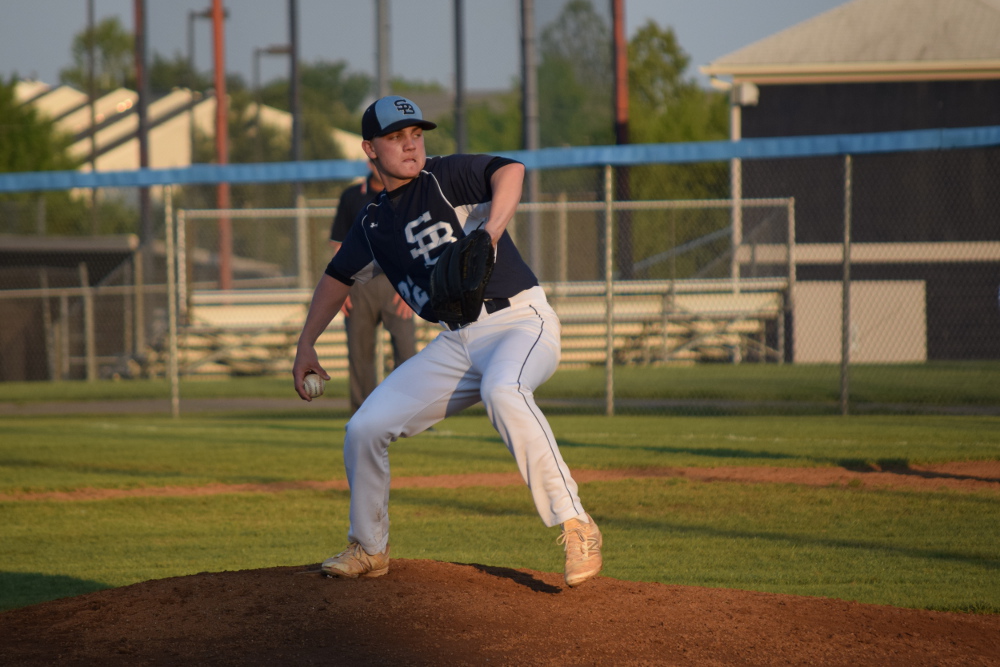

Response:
(1, 0), (849, 93)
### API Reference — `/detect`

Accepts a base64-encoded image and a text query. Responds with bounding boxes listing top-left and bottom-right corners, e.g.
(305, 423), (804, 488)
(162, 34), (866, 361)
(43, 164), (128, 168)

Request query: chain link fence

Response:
(2, 136), (999, 415)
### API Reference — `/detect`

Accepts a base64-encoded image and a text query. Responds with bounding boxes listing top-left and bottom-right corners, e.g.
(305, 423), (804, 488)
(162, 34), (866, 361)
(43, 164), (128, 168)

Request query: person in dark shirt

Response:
(294, 95), (602, 588)
(329, 160), (415, 414)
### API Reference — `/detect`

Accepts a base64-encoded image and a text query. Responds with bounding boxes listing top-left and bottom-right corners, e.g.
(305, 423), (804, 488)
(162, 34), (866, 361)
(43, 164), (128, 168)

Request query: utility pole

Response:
(212, 0), (232, 289)
(289, 0), (302, 172)
(454, 0), (466, 153)
(376, 0), (390, 96)
(520, 0), (541, 273)
(87, 0), (98, 234)
(133, 0), (151, 247)
(612, 0), (632, 278)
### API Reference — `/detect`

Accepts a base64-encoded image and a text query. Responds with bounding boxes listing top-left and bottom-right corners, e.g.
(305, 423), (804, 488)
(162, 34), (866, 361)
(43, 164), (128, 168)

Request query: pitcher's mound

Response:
(2, 560), (998, 665)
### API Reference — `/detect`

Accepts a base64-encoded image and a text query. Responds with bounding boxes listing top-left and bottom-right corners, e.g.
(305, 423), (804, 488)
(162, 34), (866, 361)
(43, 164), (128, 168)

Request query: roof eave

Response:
(700, 60), (1000, 85)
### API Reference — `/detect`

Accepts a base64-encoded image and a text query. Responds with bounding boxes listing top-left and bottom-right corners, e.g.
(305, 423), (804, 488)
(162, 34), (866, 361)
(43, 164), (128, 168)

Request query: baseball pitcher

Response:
(293, 96), (602, 588)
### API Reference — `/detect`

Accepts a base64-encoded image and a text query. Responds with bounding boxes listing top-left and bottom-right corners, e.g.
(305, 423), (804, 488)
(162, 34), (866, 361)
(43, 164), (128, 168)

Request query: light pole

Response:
(520, 0), (541, 273)
(287, 0), (308, 288)
(253, 44), (291, 161)
(187, 7), (222, 162)
(376, 0), (390, 96)
(453, 0), (466, 153)
(187, 9), (212, 76)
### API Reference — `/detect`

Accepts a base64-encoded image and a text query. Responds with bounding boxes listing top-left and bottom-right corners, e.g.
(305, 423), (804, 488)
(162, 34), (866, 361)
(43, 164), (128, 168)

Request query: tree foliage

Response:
(149, 52), (213, 96)
(0, 79), (77, 174)
(59, 17), (134, 94)
(258, 60), (371, 138)
(622, 21), (732, 278)
(0, 78), (81, 234)
(627, 20), (730, 202)
(467, 93), (522, 153)
(537, 0), (613, 148)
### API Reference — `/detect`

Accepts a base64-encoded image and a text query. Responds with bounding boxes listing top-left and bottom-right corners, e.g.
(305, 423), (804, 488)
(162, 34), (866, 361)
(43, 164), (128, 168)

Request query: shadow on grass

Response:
(0, 571), (110, 612)
(556, 438), (803, 463)
(839, 458), (1000, 484)
(607, 515), (1000, 573)
(0, 458), (190, 479)
(209, 409), (354, 422)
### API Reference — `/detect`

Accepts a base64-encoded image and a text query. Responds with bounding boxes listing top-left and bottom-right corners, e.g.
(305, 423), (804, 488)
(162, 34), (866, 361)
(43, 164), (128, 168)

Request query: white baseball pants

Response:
(342, 286), (585, 555)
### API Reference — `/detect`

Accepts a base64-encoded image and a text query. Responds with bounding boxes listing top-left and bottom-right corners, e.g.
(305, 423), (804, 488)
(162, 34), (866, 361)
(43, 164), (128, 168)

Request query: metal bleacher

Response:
(175, 277), (787, 377)
(545, 278), (787, 367)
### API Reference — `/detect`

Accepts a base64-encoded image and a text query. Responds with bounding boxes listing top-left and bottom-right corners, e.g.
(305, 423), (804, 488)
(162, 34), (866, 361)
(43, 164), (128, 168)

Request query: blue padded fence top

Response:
(2, 125), (999, 193)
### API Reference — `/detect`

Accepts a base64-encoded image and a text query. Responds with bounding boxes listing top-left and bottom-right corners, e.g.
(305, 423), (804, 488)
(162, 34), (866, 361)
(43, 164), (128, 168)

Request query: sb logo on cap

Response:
(394, 99), (416, 115)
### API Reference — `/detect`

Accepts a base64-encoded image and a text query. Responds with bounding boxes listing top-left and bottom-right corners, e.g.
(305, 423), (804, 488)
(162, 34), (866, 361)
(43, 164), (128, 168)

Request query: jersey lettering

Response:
(405, 212), (455, 266)
(397, 275), (430, 312)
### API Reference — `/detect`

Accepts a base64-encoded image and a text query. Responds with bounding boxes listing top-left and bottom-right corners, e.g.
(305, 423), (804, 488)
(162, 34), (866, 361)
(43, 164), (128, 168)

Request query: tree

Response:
(149, 52), (213, 96)
(0, 78), (138, 236)
(0, 79), (77, 174)
(628, 21), (728, 149)
(59, 17), (134, 94)
(537, 0), (614, 148)
(259, 61), (370, 145)
(0, 77), (81, 234)
(626, 19), (729, 203)
(626, 21), (731, 279)
(448, 92), (522, 153)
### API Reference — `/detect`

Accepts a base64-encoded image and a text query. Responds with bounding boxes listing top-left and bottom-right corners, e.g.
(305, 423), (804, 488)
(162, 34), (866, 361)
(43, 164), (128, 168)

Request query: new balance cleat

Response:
(321, 543), (390, 579)
(558, 514), (603, 587)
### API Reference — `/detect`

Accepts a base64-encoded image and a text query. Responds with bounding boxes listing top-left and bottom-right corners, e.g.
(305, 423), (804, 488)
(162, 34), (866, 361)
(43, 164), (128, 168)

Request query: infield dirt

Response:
(2, 558), (999, 665)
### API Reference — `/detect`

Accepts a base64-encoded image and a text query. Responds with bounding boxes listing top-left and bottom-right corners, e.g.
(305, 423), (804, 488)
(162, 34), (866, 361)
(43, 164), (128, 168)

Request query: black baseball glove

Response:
(429, 229), (495, 325)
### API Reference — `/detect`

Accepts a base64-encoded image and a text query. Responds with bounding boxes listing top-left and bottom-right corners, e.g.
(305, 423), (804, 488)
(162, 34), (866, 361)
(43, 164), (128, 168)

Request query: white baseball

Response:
(303, 373), (325, 398)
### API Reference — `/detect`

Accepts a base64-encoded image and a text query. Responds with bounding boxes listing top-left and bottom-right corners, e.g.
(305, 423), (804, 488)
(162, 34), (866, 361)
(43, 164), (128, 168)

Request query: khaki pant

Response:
(344, 273), (417, 413)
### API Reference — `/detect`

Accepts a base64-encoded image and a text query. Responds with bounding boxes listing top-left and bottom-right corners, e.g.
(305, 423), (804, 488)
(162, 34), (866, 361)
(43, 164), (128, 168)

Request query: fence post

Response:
(59, 294), (70, 380)
(78, 262), (97, 381)
(177, 208), (188, 323)
(841, 155), (853, 416)
(165, 186), (180, 419)
(40, 269), (57, 381)
(784, 197), (796, 365)
(122, 260), (133, 359)
(296, 191), (310, 289)
(604, 164), (615, 417)
(557, 191), (568, 284)
(134, 249), (145, 359)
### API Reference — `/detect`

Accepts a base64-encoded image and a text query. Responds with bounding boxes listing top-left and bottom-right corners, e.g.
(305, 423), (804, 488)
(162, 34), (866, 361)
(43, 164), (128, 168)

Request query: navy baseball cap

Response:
(361, 96), (437, 140)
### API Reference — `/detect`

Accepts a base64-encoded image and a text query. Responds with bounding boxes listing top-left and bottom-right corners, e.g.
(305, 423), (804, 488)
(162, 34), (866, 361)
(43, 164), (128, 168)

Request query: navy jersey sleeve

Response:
(429, 154), (518, 206)
(325, 197), (380, 286)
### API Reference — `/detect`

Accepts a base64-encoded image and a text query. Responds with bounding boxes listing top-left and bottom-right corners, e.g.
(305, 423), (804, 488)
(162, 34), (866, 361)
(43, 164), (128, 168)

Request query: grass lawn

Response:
(2, 413), (999, 494)
(1, 361), (998, 411)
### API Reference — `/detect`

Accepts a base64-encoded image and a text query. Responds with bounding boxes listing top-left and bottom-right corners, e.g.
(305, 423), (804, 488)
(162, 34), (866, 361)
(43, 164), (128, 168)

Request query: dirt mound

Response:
(2, 560), (998, 666)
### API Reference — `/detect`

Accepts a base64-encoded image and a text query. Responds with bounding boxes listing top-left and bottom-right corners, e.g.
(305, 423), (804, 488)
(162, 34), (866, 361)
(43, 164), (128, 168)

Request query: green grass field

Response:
(2, 361), (999, 410)
(2, 388), (999, 614)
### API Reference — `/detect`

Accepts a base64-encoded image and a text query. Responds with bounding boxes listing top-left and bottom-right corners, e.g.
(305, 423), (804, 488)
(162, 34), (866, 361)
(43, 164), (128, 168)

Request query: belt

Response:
(444, 297), (511, 331)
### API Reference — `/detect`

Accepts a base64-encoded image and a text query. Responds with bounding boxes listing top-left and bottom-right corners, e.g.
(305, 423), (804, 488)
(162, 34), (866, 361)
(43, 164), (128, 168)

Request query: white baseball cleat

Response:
(558, 514), (603, 587)
(321, 543), (390, 579)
